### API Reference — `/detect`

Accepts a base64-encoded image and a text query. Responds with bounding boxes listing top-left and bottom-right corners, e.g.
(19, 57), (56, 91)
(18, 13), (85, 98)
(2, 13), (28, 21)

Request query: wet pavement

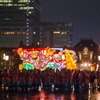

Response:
(0, 87), (100, 100)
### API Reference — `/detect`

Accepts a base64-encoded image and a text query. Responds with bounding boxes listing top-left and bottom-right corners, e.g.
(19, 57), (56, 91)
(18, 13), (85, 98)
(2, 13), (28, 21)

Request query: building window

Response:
(63, 39), (66, 41)
(68, 45), (70, 47)
(68, 23), (72, 26)
(40, 28), (43, 30)
(83, 47), (89, 53)
(69, 41), (72, 43)
(12, 56), (14, 60)
(94, 62), (96, 64)
(0, 0), (3, 2)
(40, 36), (42, 38)
(58, 39), (61, 41)
(57, 28), (59, 30)
(61, 31), (67, 34)
(33, 32), (36, 34)
(40, 32), (42, 34)
(84, 57), (88, 62)
(12, 62), (14, 65)
(18, 0), (30, 2)
(37, 42), (39, 45)
(94, 56), (96, 59)
(0, 32), (26, 35)
(80, 44), (82, 46)
(53, 31), (60, 34)
(91, 44), (93, 46)
(4, 0), (8, 2)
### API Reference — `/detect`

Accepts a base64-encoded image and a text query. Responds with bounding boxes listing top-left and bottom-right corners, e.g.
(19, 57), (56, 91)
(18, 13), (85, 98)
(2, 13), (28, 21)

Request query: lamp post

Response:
(97, 55), (100, 71)
(3, 54), (9, 69)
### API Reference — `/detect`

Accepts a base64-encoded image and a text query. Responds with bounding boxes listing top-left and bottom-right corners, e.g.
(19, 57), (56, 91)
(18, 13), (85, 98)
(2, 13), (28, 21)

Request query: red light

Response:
(13, 48), (46, 52)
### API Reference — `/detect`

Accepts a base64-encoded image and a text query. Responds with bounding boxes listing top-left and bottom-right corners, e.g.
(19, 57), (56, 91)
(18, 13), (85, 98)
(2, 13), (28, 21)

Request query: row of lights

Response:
(81, 63), (91, 67)
(26, 0), (29, 46)
(3, 54), (9, 61)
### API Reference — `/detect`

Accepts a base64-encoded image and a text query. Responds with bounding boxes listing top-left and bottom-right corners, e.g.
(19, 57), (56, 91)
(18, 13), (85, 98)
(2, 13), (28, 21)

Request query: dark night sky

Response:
(41, 0), (100, 46)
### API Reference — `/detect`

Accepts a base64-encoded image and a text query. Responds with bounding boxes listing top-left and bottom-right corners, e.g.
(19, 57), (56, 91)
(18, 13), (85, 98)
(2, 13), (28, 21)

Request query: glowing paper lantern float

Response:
(65, 49), (77, 70)
(14, 47), (77, 70)
(90, 64), (95, 71)
(23, 63), (34, 70)
(19, 64), (23, 71)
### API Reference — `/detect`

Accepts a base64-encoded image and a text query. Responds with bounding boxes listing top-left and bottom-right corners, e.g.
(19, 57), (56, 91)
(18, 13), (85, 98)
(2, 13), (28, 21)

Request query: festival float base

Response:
(13, 47), (77, 71)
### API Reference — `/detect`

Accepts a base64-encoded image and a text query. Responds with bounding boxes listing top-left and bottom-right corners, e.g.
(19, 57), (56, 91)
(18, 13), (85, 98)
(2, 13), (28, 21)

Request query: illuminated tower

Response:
(0, 0), (41, 47)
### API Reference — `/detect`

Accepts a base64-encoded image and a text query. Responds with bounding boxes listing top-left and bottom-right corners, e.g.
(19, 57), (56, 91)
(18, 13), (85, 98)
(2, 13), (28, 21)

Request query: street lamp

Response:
(97, 55), (100, 71)
(3, 54), (9, 69)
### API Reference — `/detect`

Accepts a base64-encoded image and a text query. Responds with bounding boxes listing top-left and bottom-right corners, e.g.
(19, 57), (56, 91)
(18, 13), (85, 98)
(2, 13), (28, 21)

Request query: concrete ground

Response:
(0, 87), (100, 100)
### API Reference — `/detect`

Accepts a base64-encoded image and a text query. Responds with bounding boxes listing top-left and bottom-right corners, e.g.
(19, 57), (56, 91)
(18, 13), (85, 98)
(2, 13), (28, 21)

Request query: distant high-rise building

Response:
(0, 0), (73, 48)
(33, 22), (73, 48)
(0, 0), (41, 47)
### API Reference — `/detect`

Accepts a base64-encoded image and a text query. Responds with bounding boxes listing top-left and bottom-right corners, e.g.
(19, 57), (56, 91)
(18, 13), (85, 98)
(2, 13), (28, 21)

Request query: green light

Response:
(23, 63), (34, 70)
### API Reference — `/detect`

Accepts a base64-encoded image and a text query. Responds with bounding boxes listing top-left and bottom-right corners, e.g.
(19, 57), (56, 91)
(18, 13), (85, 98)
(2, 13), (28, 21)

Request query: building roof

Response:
(73, 38), (99, 53)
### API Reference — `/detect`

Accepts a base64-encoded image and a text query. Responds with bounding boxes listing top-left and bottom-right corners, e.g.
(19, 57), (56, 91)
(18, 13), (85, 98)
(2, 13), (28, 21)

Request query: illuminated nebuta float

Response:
(13, 47), (77, 70)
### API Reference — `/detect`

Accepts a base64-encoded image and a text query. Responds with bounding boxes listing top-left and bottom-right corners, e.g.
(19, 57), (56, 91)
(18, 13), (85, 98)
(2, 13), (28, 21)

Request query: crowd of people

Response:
(0, 67), (99, 91)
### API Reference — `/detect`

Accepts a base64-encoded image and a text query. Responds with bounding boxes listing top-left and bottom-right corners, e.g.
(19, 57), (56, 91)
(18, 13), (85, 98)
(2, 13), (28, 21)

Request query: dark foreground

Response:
(0, 87), (100, 100)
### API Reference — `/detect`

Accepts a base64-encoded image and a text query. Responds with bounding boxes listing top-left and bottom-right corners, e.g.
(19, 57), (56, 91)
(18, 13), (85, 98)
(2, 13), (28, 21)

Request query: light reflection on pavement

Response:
(0, 88), (100, 100)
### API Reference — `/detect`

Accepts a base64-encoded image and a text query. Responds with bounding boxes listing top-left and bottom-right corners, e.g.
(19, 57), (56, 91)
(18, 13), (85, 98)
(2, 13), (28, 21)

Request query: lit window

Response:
(4, 0), (8, 2)
(13, 4), (18, 6)
(37, 42), (39, 45)
(19, 7), (34, 10)
(23, 32), (25, 34)
(61, 32), (67, 34)
(0, 0), (3, 2)
(18, 0), (22, 2)
(27, 33), (29, 35)
(28, 11), (33, 14)
(12, 62), (13, 65)
(94, 62), (96, 64)
(33, 32), (36, 34)
(68, 23), (72, 26)
(8, 4), (12, 6)
(91, 44), (93, 46)
(40, 36), (42, 38)
(9, 0), (13, 2)
(0, 4), (3, 6)
(26, 44), (29, 46)
(18, 4), (23, 6)
(18, 0), (30, 2)
(19, 7), (23, 9)
(53, 31), (60, 34)
(94, 56), (96, 59)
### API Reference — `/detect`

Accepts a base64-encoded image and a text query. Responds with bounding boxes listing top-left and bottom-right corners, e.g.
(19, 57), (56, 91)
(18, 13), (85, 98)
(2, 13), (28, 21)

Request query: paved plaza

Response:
(0, 87), (100, 100)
